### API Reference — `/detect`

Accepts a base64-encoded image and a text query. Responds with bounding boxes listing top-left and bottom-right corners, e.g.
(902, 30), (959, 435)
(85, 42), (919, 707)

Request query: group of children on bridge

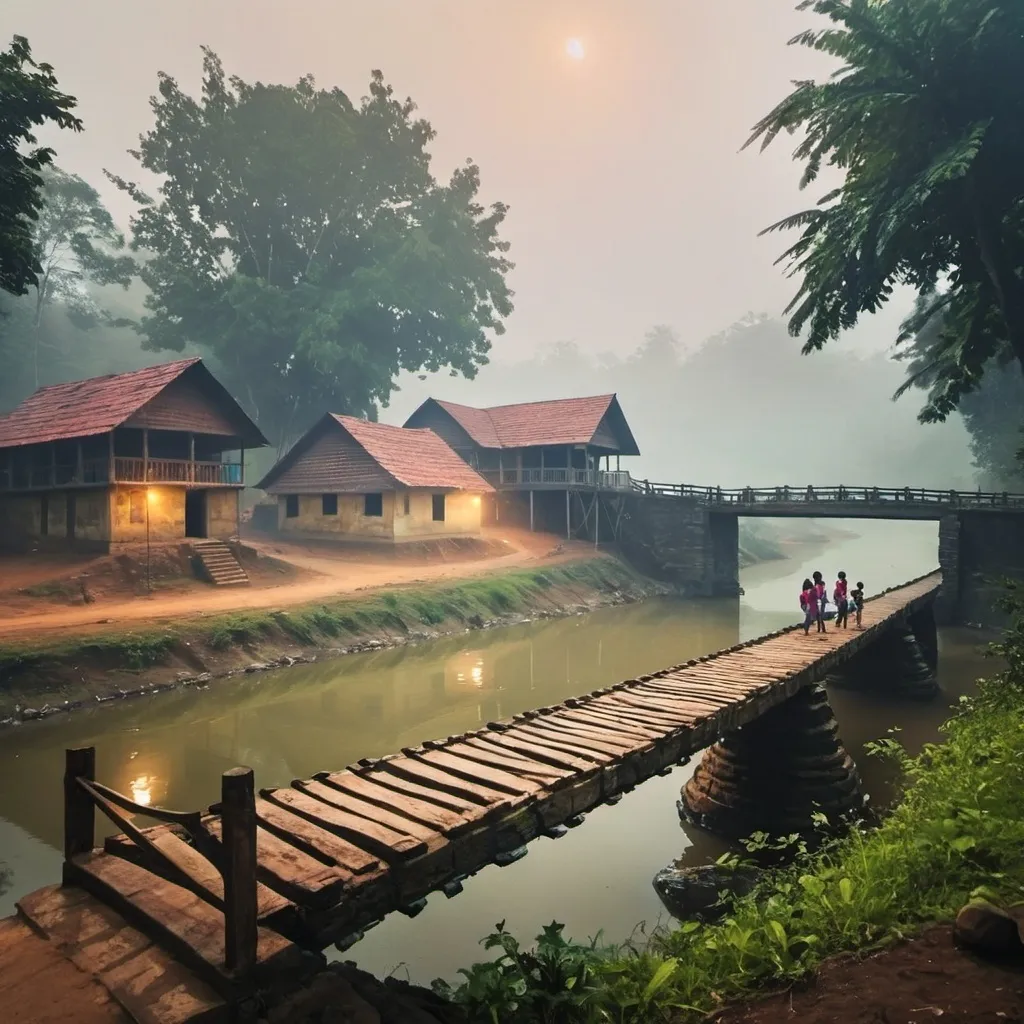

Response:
(800, 571), (864, 635)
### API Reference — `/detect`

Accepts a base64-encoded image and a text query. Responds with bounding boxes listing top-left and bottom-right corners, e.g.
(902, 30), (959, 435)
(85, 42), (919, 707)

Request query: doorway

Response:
(66, 493), (76, 541)
(185, 490), (208, 538)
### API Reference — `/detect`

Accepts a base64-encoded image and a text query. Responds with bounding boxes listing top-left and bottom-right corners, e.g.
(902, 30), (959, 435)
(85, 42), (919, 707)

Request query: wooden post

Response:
(565, 488), (571, 539)
(50, 443), (56, 486)
(529, 490), (534, 532)
(221, 767), (258, 977)
(108, 431), (115, 482)
(188, 433), (196, 484)
(76, 441), (84, 484)
(239, 443), (245, 487)
(142, 428), (149, 483)
(64, 747), (95, 863)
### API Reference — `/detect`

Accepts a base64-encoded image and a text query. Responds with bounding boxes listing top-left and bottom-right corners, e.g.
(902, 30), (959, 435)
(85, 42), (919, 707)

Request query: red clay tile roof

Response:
(429, 395), (638, 451)
(0, 358), (267, 449)
(333, 416), (493, 491)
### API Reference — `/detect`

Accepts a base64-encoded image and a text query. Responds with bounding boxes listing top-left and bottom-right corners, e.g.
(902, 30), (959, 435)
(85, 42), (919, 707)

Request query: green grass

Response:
(0, 558), (646, 680)
(437, 592), (1024, 1023)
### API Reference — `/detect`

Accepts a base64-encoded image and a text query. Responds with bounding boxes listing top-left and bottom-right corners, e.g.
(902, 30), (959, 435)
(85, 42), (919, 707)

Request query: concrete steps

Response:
(192, 541), (249, 587)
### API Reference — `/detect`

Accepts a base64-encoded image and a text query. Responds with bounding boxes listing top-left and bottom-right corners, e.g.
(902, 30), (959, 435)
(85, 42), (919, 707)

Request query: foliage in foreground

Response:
(437, 592), (1024, 1022)
(749, 0), (1024, 421)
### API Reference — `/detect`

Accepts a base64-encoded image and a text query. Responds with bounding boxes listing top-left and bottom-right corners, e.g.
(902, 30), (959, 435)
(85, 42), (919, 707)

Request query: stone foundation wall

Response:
(618, 493), (739, 595)
(957, 511), (1024, 628)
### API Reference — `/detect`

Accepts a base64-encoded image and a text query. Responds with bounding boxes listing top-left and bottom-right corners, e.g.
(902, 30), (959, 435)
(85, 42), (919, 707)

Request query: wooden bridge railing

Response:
(63, 747), (258, 978)
(631, 481), (1024, 509)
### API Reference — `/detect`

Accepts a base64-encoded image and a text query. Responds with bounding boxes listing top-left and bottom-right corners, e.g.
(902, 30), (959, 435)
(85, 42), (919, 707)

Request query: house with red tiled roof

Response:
(256, 414), (493, 543)
(403, 395), (640, 536)
(0, 359), (267, 555)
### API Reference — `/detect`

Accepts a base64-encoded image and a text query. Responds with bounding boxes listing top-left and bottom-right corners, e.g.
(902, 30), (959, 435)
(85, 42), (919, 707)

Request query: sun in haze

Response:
(565, 38), (586, 61)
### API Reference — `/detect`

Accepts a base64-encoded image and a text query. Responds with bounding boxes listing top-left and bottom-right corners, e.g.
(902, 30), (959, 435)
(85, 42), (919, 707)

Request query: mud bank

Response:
(0, 558), (674, 728)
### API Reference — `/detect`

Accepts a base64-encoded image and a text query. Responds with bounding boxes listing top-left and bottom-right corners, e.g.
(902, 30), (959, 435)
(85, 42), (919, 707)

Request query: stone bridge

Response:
(614, 483), (1024, 626)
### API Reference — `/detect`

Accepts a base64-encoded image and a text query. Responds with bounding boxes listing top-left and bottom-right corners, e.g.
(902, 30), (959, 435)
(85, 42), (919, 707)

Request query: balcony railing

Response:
(483, 468), (633, 490)
(0, 457), (242, 491)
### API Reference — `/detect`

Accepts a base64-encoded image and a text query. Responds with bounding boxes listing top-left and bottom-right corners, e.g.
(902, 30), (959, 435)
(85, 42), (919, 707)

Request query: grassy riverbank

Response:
(436, 596), (1024, 1022)
(0, 557), (669, 724)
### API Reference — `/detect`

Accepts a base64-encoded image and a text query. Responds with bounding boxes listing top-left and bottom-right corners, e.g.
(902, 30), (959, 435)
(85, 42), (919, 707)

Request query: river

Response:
(0, 519), (994, 984)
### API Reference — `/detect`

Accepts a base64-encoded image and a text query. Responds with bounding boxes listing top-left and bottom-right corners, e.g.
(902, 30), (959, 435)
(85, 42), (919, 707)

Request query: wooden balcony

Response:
(483, 468), (633, 491)
(0, 457), (243, 492)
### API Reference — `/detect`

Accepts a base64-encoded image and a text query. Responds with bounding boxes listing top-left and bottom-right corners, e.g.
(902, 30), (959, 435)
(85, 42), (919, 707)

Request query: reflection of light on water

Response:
(130, 776), (154, 807)
(447, 651), (486, 691)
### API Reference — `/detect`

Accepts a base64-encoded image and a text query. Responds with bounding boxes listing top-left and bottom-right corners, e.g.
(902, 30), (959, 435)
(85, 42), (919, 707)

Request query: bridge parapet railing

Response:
(631, 482), (1024, 509)
(63, 747), (259, 979)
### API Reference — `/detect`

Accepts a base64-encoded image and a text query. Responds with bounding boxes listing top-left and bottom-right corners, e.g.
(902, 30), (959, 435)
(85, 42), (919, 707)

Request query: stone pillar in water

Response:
(825, 626), (939, 699)
(678, 684), (864, 840)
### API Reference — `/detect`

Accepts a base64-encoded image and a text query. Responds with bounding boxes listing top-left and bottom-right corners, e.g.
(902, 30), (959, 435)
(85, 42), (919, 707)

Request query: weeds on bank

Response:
(437, 589), (1024, 1023)
(0, 559), (638, 676)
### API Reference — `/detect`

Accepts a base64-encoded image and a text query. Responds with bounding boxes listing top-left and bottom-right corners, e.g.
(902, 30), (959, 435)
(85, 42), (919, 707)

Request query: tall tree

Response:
(110, 49), (514, 451)
(747, 0), (1024, 417)
(24, 167), (133, 386)
(897, 297), (1024, 486)
(0, 35), (82, 297)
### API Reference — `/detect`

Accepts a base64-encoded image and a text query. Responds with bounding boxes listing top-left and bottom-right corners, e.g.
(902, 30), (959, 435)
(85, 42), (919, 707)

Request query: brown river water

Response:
(0, 520), (994, 984)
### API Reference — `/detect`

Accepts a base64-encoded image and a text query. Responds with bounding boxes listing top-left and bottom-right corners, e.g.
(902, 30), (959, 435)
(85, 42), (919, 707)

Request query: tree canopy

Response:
(110, 49), (514, 450)
(0, 35), (82, 297)
(748, 0), (1024, 419)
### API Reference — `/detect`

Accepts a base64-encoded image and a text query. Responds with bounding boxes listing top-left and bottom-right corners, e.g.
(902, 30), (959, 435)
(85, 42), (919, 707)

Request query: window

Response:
(364, 492), (383, 517)
(432, 493), (446, 522)
(285, 494), (299, 518)
(322, 493), (338, 516)
(402, 492), (410, 516)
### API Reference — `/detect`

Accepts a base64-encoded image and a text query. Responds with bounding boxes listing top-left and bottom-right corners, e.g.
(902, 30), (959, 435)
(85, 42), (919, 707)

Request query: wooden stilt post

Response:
(221, 767), (258, 978)
(565, 489), (571, 539)
(529, 490), (534, 532)
(64, 747), (95, 864)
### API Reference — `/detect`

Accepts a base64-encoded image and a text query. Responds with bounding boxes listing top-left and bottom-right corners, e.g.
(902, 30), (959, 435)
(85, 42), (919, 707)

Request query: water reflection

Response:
(0, 518), (995, 984)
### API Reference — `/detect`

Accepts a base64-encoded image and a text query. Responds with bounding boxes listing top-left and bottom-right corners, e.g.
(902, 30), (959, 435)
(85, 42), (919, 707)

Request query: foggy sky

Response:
(6, 0), (912, 362)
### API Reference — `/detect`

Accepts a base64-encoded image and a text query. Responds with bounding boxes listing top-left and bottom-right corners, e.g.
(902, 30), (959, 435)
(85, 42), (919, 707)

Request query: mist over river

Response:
(0, 520), (991, 984)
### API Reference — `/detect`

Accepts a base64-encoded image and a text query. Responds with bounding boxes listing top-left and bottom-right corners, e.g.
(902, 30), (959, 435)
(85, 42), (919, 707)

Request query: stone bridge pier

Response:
(679, 683), (865, 840)
(678, 601), (941, 840)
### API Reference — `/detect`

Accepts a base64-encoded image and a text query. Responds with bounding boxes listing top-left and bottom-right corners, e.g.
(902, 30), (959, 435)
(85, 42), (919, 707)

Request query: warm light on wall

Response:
(472, 495), (481, 506)
(147, 488), (158, 506)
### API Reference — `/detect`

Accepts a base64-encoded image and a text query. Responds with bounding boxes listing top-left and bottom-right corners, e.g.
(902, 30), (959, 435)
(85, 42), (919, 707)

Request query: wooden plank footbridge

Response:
(5, 572), (942, 1023)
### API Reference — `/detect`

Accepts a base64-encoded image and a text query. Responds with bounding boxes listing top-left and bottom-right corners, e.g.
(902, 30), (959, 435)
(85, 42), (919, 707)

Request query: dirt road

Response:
(0, 530), (599, 644)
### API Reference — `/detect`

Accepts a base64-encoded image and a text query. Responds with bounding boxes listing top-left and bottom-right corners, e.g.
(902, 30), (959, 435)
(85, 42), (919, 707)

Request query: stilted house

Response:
(0, 358), (267, 551)
(256, 414), (493, 542)
(403, 395), (640, 538)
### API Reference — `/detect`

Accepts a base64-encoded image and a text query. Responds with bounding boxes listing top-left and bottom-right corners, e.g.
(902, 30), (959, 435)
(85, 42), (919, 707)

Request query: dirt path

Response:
(714, 926), (1024, 1023)
(0, 530), (600, 644)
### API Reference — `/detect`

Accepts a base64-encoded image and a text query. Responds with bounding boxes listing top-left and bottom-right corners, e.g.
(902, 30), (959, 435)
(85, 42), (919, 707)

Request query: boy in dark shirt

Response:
(850, 582), (865, 627)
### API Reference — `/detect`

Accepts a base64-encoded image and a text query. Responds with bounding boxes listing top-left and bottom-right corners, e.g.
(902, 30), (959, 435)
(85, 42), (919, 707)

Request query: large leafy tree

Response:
(23, 167), (134, 386)
(110, 49), (513, 450)
(0, 36), (82, 297)
(747, 0), (1024, 418)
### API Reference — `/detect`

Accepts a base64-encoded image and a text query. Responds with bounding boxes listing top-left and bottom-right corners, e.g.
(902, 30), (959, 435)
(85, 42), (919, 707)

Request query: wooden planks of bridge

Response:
(11, 571), (941, 1022)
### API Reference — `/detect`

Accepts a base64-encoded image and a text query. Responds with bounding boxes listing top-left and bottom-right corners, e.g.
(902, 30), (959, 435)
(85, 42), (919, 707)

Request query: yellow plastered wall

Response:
(277, 492), (396, 540)
(110, 485), (185, 544)
(0, 494), (42, 541)
(206, 490), (238, 539)
(73, 490), (110, 542)
(46, 493), (67, 537)
(393, 489), (483, 541)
